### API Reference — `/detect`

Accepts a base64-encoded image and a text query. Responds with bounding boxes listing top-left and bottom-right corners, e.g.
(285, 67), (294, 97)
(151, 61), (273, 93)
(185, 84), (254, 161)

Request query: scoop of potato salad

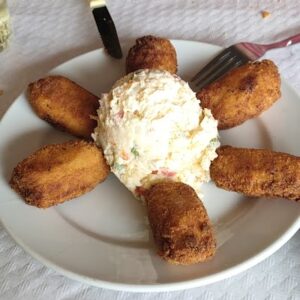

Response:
(93, 69), (219, 198)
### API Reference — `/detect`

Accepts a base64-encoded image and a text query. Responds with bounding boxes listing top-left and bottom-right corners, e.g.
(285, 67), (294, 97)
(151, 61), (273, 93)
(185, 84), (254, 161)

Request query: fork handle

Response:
(263, 33), (300, 50)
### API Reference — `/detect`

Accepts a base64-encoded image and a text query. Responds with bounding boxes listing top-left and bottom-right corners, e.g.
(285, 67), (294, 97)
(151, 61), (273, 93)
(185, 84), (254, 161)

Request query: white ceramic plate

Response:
(0, 40), (300, 292)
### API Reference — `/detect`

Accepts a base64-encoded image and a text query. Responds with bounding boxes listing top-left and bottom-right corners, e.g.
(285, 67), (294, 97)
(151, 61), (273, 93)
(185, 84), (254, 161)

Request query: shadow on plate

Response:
(55, 205), (152, 249)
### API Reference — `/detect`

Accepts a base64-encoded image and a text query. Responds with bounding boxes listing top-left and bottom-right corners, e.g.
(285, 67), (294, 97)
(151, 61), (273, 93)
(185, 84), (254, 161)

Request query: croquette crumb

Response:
(261, 10), (271, 19)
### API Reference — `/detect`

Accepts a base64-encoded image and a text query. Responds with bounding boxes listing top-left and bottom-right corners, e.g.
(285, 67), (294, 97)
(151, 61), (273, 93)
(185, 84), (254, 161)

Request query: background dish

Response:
(0, 40), (300, 292)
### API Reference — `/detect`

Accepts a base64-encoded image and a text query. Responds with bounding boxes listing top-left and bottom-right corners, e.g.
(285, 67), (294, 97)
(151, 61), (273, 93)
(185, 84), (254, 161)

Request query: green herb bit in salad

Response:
(113, 162), (125, 172)
(210, 138), (219, 146)
(131, 146), (139, 157)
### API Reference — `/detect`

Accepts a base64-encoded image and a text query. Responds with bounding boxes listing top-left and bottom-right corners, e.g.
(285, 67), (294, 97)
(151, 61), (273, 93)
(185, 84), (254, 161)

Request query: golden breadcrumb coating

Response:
(126, 35), (177, 74)
(10, 140), (110, 208)
(145, 181), (216, 265)
(28, 76), (99, 139)
(197, 60), (281, 129)
(210, 146), (300, 201)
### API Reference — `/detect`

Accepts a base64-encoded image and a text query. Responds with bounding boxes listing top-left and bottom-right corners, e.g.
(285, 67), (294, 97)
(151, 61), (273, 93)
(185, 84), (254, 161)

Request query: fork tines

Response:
(191, 46), (251, 90)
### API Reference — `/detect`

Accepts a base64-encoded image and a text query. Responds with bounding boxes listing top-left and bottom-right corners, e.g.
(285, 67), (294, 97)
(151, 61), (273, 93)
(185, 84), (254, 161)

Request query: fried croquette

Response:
(28, 76), (99, 139)
(126, 35), (177, 74)
(10, 140), (110, 208)
(197, 60), (281, 129)
(145, 181), (216, 265)
(210, 146), (300, 201)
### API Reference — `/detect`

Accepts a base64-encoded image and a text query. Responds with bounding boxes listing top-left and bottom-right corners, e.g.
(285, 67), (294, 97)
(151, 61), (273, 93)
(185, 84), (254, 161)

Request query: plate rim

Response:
(1, 39), (300, 292)
(3, 212), (300, 292)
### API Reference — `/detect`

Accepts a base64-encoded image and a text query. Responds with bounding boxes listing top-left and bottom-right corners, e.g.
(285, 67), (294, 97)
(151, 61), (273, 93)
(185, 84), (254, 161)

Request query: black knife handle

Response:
(92, 6), (123, 59)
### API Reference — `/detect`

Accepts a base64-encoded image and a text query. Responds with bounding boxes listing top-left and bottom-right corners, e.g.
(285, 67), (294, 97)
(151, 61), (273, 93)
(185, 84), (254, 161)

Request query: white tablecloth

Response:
(1, 1), (300, 299)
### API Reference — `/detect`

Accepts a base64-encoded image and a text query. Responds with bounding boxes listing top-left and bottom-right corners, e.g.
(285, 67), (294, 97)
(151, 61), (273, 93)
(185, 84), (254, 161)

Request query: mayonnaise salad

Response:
(92, 69), (219, 198)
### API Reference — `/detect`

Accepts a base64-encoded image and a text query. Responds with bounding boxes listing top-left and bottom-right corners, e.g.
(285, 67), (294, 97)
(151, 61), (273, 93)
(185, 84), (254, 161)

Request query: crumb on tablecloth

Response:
(261, 10), (271, 19)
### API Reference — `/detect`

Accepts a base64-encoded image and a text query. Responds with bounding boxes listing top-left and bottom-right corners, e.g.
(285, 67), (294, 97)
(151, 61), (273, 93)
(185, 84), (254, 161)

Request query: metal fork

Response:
(190, 33), (300, 90)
